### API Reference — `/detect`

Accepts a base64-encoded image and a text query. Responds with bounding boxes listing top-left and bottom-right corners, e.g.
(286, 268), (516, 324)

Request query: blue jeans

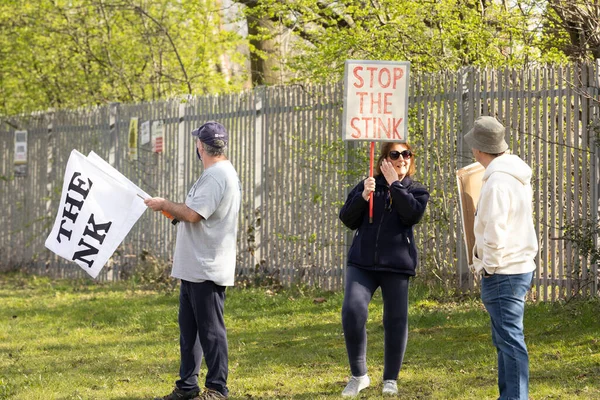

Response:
(480, 272), (533, 400)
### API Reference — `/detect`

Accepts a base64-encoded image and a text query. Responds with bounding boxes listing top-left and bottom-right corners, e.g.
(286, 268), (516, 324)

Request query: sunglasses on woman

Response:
(388, 150), (412, 160)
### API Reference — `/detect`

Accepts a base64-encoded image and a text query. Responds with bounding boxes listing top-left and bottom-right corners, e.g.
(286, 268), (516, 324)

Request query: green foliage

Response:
(125, 250), (177, 292)
(3, 0), (594, 116)
(240, 0), (569, 84)
(0, 0), (248, 115)
(1, 272), (600, 399)
(542, 0), (600, 61)
(292, 133), (369, 189)
(562, 218), (600, 265)
(561, 217), (600, 297)
(236, 259), (284, 289)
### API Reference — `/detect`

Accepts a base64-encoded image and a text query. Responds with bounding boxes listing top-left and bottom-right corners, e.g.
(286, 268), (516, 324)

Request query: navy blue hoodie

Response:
(339, 174), (430, 276)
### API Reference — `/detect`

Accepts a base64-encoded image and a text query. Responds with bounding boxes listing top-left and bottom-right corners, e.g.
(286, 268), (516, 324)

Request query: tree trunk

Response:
(246, 16), (290, 86)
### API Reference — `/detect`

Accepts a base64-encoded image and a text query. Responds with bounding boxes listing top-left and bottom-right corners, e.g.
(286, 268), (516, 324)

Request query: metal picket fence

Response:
(1, 63), (598, 299)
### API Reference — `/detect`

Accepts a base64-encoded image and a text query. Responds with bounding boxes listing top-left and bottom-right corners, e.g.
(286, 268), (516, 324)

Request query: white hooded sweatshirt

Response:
(472, 154), (538, 275)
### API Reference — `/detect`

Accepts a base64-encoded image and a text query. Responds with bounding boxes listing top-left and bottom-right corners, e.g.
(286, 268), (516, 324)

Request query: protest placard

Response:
(45, 150), (147, 278)
(342, 60), (410, 222)
(342, 60), (410, 142)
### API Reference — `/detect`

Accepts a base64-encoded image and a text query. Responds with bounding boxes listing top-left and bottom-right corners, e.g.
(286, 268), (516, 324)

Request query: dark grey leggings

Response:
(342, 265), (410, 380)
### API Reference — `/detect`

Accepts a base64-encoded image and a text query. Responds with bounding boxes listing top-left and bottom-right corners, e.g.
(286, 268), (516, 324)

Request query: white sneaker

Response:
(341, 374), (370, 397)
(382, 379), (398, 395)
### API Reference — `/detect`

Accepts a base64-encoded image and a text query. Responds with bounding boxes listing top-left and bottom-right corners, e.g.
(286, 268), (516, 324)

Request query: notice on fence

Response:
(45, 150), (148, 278)
(151, 120), (164, 153)
(140, 120), (150, 145)
(128, 117), (139, 160)
(456, 162), (485, 266)
(342, 60), (410, 142)
(14, 130), (27, 177)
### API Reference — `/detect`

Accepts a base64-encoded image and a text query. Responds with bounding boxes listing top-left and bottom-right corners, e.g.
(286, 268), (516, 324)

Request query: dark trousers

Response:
(342, 265), (410, 380)
(176, 280), (228, 397)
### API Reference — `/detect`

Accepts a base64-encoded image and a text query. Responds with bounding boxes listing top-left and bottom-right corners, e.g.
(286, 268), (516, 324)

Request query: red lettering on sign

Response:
(369, 93), (382, 114)
(354, 92), (394, 114)
(347, 117), (404, 140)
(366, 67), (378, 88)
(353, 67), (365, 89)
(393, 118), (403, 139)
(378, 117), (390, 139)
(393, 68), (404, 89)
(154, 137), (163, 153)
(383, 93), (393, 114)
(379, 68), (391, 88)
(350, 118), (361, 138)
(361, 117), (373, 138)
(346, 64), (407, 140)
(356, 92), (368, 114)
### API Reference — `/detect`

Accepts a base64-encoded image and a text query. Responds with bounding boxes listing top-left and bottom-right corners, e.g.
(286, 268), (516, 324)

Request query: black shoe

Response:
(196, 388), (227, 399)
(154, 387), (200, 400)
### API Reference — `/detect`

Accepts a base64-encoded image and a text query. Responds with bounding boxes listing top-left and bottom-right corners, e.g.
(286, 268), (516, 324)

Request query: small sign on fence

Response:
(128, 117), (138, 160)
(14, 130), (28, 177)
(140, 120), (150, 145)
(151, 120), (164, 153)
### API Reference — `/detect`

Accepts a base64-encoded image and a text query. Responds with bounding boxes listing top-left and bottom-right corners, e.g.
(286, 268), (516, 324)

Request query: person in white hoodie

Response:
(464, 116), (538, 400)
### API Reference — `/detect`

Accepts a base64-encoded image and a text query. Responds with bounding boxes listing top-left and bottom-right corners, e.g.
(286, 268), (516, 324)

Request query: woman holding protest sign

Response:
(338, 142), (429, 397)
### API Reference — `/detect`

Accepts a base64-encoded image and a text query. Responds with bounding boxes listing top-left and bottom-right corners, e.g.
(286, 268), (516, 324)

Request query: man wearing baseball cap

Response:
(465, 116), (538, 400)
(146, 121), (241, 400)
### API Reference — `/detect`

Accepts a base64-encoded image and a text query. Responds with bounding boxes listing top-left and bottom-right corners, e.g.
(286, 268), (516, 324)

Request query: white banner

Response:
(45, 150), (147, 278)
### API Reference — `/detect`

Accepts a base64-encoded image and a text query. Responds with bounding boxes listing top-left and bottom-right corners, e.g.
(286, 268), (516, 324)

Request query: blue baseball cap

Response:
(191, 121), (229, 148)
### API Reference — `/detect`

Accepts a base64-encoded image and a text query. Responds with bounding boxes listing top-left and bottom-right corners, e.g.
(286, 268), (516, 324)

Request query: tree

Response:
(235, 0), (566, 84)
(0, 0), (249, 115)
(543, 0), (600, 61)
(5, 0), (597, 114)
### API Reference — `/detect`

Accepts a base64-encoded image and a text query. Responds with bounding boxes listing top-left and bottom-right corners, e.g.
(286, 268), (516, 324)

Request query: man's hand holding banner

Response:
(45, 150), (148, 278)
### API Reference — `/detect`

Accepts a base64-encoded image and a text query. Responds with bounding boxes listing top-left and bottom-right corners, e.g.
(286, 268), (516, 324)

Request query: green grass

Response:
(0, 272), (599, 399)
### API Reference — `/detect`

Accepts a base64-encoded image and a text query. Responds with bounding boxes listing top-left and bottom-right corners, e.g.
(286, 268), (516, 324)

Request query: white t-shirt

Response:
(171, 160), (241, 286)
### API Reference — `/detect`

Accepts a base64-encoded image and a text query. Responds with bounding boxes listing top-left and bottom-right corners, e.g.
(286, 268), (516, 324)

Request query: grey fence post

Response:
(177, 103), (187, 202)
(456, 67), (474, 291)
(253, 87), (264, 269)
(106, 103), (120, 281)
(45, 113), (54, 222)
(108, 103), (120, 168)
(45, 113), (55, 271)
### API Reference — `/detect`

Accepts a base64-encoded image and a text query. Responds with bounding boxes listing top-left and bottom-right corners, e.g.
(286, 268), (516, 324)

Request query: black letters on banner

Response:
(72, 213), (112, 268)
(56, 172), (93, 243)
